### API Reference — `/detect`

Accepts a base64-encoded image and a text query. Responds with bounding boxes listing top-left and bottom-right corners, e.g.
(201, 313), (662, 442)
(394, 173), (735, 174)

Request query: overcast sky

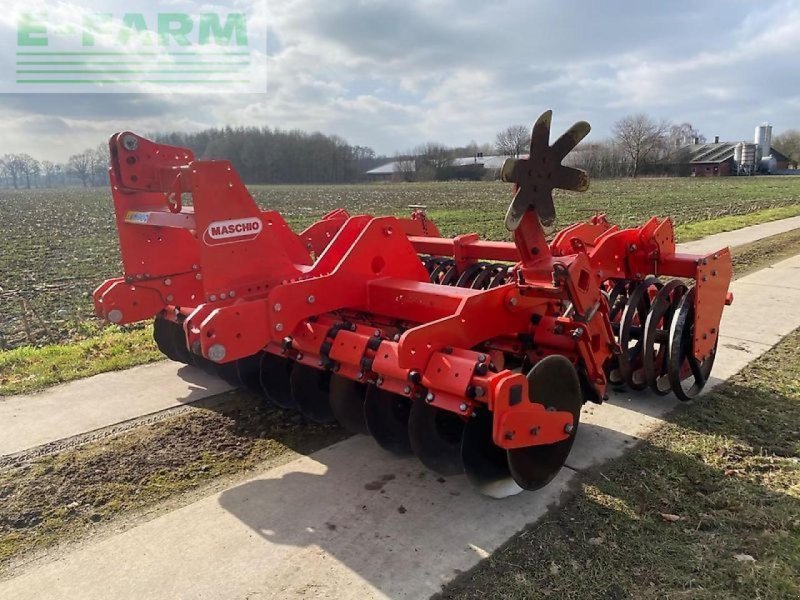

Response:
(1, 0), (799, 162)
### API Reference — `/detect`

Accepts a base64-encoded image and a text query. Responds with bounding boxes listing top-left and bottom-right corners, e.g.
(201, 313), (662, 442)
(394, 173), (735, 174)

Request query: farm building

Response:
(365, 154), (519, 181)
(676, 124), (796, 177)
(365, 160), (415, 182)
(677, 141), (794, 177)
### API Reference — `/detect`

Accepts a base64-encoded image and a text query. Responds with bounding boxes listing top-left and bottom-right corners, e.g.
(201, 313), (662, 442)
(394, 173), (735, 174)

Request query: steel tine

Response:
(553, 165), (590, 192)
(504, 188), (530, 231)
(551, 120), (591, 161)
(533, 189), (557, 227)
(528, 109), (553, 157)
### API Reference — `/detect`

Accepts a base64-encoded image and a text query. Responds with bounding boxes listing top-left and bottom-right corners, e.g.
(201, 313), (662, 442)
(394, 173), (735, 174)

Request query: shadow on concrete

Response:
(436, 379), (800, 599)
(215, 354), (800, 599)
(172, 363), (234, 405)
(602, 375), (725, 419)
(216, 421), (636, 599)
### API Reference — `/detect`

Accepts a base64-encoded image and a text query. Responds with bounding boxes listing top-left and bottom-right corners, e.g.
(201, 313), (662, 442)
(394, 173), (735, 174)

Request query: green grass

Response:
(0, 324), (159, 396)
(675, 204), (800, 241)
(438, 329), (800, 600)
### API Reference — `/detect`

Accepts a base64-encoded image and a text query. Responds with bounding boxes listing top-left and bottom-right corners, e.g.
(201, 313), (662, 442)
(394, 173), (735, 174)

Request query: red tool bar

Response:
(408, 236), (520, 262)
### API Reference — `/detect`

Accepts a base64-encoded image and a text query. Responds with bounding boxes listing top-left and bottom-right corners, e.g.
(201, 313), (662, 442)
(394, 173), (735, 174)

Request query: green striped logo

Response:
(6, 2), (265, 92)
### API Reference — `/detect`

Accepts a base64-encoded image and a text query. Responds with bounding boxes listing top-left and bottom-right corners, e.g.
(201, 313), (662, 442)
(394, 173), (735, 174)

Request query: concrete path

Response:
(3, 214), (799, 458)
(3, 253), (799, 600)
(0, 363), (232, 456)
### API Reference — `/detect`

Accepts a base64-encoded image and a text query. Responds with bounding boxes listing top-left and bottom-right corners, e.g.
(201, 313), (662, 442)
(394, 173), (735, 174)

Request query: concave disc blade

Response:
(169, 321), (194, 366)
(364, 387), (412, 456)
(667, 287), (716, 402)
(190, 350), (221, 377)
(461, 409), (522, 499)
(236, 352), (264, 393)
(153, 316), (180, 361)
(290, 364), (335, 424)
(618, 278), (661, 391)
(507, 355), (582, 491)
(409, 400), (465, 476)
(216, 361), (242, 387)
(329, 374), (369, 434)
(259, 352), (296, 409)
(643, 280), (686, 396)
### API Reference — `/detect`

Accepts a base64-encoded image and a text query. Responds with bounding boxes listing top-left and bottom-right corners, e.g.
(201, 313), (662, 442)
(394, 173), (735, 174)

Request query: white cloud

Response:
(1, 0), (798, 161)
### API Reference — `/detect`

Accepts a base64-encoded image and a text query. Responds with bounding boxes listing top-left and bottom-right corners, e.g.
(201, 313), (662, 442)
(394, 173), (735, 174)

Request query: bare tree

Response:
(41, 161), (56, 187)
(613, 114), (670, 177)
(418, 142), (452, 169)
(774, 130), (800, 165)
(495, 125), (529, 157)
(1, 154), (26, 189)
(69, 151), (93, 187)
(393, 155), (416, 182)
(667, 122), (705, 148)
(413, 142), (452, 180)
(19, 154), (40, 189)
(89, 143), (110, 186)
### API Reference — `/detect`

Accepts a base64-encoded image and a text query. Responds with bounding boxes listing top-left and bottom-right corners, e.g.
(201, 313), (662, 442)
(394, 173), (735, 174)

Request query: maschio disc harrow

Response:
(94, 111), (733, 497)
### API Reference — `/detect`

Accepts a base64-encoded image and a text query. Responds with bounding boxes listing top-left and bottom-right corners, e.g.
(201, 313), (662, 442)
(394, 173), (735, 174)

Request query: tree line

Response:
(154, 127), (383, 184)
(392, 117), (712, 182)
(497, 116), (799, 179)
(2, 115), (797, 189)
(0, 145), (109, 189)
(0, 128), (385, 189)
(493, 117), (708, 179)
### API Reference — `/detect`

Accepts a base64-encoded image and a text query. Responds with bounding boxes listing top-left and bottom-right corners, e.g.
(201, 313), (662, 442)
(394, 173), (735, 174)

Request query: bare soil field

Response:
(1, 176), (798, 349)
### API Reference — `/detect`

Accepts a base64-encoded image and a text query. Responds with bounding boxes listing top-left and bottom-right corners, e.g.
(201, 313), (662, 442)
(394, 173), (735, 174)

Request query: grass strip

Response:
(438, 328), (800, 600)
(675, 204), (800, 242)
(0, 392), (346, 573)
(0, 325), (158, 396)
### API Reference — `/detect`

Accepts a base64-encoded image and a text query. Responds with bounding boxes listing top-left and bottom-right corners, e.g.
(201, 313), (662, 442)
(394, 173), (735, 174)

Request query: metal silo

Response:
(741, 143), (757, 166)
(754, 123), (772, 161)
(737, 142), (757, 175)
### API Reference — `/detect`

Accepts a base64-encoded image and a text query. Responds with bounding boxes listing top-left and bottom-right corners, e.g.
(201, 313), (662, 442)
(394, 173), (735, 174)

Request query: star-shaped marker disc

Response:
(501, 110), (591, 231)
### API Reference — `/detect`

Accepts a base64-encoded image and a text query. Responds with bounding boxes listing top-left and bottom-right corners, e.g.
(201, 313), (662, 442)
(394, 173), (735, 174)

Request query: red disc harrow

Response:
(94, 111), (733, 497)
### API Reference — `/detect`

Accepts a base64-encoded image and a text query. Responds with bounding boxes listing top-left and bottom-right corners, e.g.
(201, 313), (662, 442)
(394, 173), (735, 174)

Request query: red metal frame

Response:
(94, 132), (733, 453)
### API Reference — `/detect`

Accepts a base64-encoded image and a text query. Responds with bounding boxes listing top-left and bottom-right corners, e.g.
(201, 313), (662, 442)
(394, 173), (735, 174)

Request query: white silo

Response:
(754, 123), (772, 161)
(734, 142), (743, 164)
(737, 142), (757, 175)
(741, 143), (757, 166)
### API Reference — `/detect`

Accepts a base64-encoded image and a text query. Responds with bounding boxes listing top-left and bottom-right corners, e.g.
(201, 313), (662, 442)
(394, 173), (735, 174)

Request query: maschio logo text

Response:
(203, 217), (262, 245)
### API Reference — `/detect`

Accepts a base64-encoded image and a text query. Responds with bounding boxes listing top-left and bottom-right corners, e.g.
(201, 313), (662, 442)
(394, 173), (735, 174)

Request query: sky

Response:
(1, 0), (799, 162)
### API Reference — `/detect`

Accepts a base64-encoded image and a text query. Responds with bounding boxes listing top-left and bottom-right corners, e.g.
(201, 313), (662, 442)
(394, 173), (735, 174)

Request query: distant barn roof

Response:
(449, 155), (522, 169)
(677, 142), (791, 164)
(681, 142), (738, 164)
(365, 160), (414, 175)
(366, 154), (523, 175)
